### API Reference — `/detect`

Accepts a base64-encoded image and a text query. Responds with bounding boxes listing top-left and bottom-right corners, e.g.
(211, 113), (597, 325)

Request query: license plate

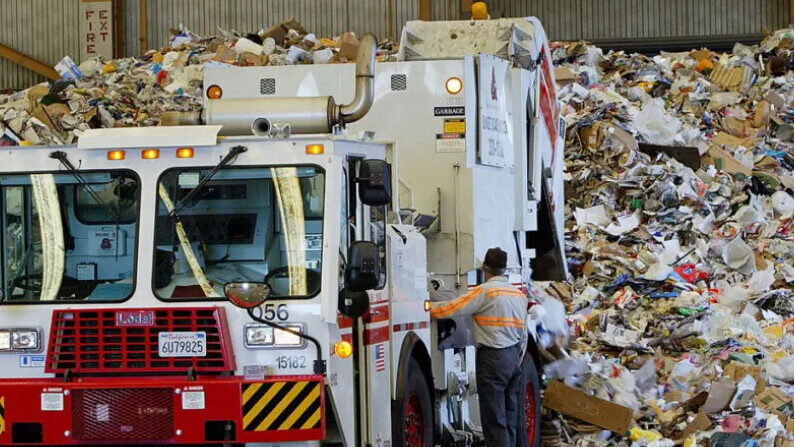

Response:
(158, 332), (206, 357)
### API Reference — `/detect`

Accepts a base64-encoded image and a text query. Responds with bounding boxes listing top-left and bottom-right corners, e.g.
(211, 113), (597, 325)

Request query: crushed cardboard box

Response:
(542, 380), (634, 434)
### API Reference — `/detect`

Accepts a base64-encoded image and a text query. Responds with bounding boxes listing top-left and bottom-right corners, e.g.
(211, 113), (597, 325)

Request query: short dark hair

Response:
(483, 247), (507, 275)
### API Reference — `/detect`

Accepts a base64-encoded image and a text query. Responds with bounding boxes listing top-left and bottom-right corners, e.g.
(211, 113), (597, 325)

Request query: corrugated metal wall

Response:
(122, 0), (420, 55)
(123, 0), (356, 57)
(1, 0), (792, 90)
(0, 0), (80, 90)
(483, 0), (793, 40)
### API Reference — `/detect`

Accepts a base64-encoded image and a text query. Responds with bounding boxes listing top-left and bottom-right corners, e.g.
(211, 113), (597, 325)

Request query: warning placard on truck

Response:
(182, 390), (206, 410)
(443, 118), (466, 134)
(477, 54), (514, 168)
(41, 392), (64, 411)
(436, 133), (466, 153)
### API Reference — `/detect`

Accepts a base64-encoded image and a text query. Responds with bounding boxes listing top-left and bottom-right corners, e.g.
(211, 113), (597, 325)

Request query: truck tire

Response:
(524, 354), (541, 447)
(392, 357), (433, 447)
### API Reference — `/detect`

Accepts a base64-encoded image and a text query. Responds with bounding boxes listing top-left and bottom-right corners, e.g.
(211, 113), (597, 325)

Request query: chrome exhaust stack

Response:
(160, 33), (378, 136)
(336, 33), (376, 125)
(204, 96), (336, 135)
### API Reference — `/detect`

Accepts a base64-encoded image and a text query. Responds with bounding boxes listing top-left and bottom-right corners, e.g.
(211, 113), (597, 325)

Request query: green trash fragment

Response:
(728, 352), (755, 364)
(678, 306), (706, 316)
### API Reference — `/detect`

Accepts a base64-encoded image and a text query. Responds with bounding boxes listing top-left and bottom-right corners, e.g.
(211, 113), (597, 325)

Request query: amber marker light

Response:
(335, 341), (353, 358)
(107, 150), (125, 160)
(206, 85), (223, 99)
(141, 149), (160, 159)
(176, 147), (195, 159)
(305, 144), (325, 155)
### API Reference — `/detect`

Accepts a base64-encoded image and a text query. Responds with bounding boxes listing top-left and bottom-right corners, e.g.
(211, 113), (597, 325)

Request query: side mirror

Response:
(345, 241), (380, 292)
(338, 288), (370, 319)
(357, 160), (392, 206)
(225, 282), (272, 308)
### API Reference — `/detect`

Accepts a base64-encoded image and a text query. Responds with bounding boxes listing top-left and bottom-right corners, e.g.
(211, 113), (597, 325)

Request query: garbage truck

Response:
(0, 16), (566, 447)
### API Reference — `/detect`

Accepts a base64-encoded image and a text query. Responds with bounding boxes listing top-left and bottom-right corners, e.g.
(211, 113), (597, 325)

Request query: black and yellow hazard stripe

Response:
(241, 381), (322, 432)
(0, 396), (5, 435)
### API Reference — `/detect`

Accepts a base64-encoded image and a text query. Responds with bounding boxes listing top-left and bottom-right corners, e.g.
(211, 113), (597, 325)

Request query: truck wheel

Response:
(525, 355), (541, 447)
(392, 358), (433, 447)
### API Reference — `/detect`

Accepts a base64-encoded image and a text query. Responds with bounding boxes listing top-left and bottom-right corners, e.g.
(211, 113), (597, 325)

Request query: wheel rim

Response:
(404, 393), (425, 447)
(525, 381), (537, 442)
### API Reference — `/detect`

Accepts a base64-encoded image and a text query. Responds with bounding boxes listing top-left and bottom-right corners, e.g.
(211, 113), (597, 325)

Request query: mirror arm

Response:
(246, 307), (327, 375)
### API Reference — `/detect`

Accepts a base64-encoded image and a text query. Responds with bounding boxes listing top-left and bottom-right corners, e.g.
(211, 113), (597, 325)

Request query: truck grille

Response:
(72, 388), (174, 440)
(46, 307), (235, 374)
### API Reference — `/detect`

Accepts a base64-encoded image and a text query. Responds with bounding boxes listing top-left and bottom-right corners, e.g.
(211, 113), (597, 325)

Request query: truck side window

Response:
(347, 157), (387, 290)
(2, 187), (25, 297)
(366, 203), (388, 289)
(347, 158), (362, 243)
(341, 168), (349, 253)
(339, 168), (349, 288)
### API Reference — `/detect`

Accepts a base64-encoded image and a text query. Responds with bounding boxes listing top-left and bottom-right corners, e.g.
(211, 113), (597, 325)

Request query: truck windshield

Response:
(0, 171), (139, 303)
(154, 166), (324, 300)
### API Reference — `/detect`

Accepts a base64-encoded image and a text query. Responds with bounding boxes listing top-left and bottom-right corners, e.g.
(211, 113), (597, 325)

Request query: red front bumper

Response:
(0, 375), (325, 445)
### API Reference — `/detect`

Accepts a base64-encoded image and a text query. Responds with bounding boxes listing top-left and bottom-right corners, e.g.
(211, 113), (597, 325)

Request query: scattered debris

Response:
(541, 28), (794, 446)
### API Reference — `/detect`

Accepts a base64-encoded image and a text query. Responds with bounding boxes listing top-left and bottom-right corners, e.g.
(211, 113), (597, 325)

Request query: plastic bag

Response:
(632, 98), (682, 145)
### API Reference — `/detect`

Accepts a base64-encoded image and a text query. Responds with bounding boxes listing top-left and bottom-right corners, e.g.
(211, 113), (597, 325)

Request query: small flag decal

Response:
(375, 344), (386, 372)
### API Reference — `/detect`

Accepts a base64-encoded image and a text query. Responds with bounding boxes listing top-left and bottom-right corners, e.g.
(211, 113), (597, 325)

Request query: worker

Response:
(430, 247), (528, 447)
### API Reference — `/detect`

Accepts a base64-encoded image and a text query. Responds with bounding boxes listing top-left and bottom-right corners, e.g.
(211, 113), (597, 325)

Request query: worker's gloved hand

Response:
(438, 318), (457, 340)
(436, 315), (474, 350)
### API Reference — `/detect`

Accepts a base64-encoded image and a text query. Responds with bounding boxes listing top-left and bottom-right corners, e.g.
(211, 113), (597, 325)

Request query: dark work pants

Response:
(515, 351), (532, 447)
(476, 345), (523, 447)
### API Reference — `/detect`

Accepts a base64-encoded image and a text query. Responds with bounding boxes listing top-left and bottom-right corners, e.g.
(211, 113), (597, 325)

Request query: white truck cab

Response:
(0, 129), (399, 446)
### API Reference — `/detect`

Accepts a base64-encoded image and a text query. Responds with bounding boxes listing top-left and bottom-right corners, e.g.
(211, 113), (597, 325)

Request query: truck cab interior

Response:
(153, 166), (325, 300)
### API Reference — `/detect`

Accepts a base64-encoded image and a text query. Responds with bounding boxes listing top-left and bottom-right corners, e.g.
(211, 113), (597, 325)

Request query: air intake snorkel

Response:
(160, 33), (378, 135)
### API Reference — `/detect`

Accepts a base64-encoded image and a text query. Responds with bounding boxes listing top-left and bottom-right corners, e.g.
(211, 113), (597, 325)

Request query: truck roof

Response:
(77, 125), (222, 150)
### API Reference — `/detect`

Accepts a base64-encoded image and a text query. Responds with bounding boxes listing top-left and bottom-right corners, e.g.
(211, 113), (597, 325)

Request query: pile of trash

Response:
(0, 20), (397, 146)
(540, 29), (794, 446)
